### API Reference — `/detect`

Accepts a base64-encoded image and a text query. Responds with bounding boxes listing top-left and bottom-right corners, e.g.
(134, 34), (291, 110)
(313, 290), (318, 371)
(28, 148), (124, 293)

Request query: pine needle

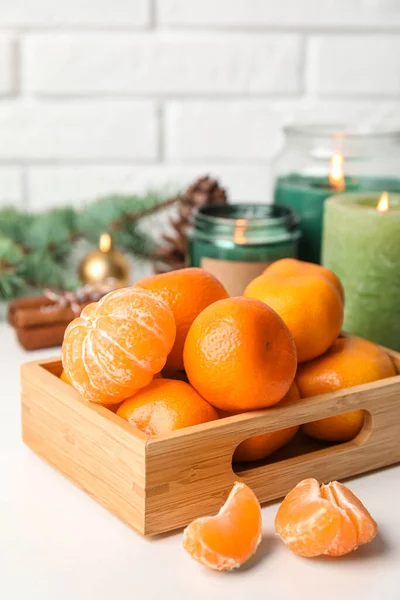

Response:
(0, 188), (178, 301)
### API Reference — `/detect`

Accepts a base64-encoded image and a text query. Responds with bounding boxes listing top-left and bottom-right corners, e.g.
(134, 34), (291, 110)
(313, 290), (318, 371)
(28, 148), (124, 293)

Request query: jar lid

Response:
(191, 203), (300, 246)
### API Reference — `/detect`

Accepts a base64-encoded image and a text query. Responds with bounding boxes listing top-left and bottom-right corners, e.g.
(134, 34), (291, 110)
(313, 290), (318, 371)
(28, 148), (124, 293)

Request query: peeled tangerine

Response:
(183, 482), (262, 571)
(62, 287), (176, 405)
(275, 478), (377, 558)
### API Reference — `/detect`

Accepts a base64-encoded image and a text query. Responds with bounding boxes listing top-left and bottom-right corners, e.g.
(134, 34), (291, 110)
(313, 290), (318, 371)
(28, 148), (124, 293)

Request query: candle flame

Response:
(377, 191), (389, 213)
(329, 153), (345, 191)
(233, 219), (247, 245)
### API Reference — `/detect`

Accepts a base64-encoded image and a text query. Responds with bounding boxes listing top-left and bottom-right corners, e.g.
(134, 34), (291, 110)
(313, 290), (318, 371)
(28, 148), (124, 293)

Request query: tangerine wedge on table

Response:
(264, 258), (345, 302)
(116, 378), (218, 435)
(183, 482), (262, 571)
(183, 296), (297, 411)
(135, 267), (228, 372)
(222, 381), (301, 463)
(297, 337), (396, 442)
(62, 287), (176, 405)
(275, 478), (377, 557)
(244, 272), (343, 363)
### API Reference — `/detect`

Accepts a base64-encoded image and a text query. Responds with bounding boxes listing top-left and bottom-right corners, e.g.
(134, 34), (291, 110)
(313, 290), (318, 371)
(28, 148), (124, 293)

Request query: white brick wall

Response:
(0, 0), (399, 209)
(24, 33), (302, 95)
(0, 0), (150, 27)
(0, 100), (158, 160)
(0, 35), (15, 95)
(309, 35), (400, 96)
(157, 0), (400, 29)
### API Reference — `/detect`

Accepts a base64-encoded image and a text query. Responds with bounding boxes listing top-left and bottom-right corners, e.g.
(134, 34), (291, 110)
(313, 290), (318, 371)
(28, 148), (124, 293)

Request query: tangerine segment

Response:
(275, 478), (377, 558)
(136, 268), (228, 372)
(322, 481), (378, 550)
(116, 379), (218, 435)
(183, 482), (262, 571)
(183, 296), (297, 412)
(62, 287), (176, 405)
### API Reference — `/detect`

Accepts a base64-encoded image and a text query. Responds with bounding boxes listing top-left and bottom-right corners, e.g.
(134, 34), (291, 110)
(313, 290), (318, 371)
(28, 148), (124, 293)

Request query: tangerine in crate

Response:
(244, 271), (343, 363)
(264, 258), (345, 301)
(117, 379), (218, 436)
(62, 286), (176, 405)
(183, 296), (297, 411)
(297, 337), (397, 442)
(222, 382), (301, 463)
(135, 268), (228, 372)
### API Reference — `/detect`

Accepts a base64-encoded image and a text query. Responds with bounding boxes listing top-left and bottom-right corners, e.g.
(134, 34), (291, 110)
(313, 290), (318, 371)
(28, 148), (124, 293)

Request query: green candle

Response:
(322, 192), (400, 351)
(274, 174), (400, 264)
(189, 204), (300, 296)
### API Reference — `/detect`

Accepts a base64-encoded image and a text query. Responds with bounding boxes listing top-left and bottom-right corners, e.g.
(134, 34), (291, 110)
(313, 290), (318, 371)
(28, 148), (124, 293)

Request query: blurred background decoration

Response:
(1, 0), (400, 335)
(1, 1), (399, 215)
(0, 176), (228, 302)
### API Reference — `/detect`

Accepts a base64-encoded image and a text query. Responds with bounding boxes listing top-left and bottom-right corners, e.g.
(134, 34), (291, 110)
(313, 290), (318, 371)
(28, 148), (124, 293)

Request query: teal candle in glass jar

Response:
(322, 192), (400, 351)
(189, 204), (300, 296)
(273, 125), (400, 264)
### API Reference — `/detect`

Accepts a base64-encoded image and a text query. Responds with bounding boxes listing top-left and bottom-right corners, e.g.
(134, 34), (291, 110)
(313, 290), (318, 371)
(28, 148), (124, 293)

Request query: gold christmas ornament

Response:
(79, 233), (130, 289)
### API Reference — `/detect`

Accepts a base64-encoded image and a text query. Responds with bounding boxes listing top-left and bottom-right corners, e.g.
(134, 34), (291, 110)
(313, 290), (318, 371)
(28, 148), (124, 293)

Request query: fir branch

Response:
(0, 208), (33, 246)
(79, 192), (168, 257)
(0, 186), (182, 302)
(21, 251), (78, 291)
(0, 238), (25, 300)
(24, 207), (78, 263)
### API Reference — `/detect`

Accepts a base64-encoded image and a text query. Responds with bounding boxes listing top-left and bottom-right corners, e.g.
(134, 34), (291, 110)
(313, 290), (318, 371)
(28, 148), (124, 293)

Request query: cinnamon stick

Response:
(15, 323), (67, 351)
(8, 296), (54, 325)
(10, 300), (92, 329)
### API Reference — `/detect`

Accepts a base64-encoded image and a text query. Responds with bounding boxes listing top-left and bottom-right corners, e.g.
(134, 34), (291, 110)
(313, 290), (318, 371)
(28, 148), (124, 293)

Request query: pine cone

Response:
(154, 176), (228, 274)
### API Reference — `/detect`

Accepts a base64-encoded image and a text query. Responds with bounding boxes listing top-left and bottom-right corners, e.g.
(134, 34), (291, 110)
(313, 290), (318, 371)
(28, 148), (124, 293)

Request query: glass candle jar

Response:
(189, 204), (300, 296)
(273, 125), (400, 264)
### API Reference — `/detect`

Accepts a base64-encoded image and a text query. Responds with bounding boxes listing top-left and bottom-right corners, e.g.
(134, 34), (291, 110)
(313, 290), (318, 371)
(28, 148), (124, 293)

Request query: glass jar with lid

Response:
(273, 124), (400, 264)
(189, 203), (300, 296)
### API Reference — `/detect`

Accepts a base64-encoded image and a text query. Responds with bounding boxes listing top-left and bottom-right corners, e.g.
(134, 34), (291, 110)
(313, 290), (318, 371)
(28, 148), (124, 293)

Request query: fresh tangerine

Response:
(183, 296), (297, 412)
(222, 382), (301, 462)
(244, 272), (343, 363)
(135, 268), (228, 372)
(264, 258), (345, 302)
(297, 337), (396, 442)
(116, 378), (218, 435)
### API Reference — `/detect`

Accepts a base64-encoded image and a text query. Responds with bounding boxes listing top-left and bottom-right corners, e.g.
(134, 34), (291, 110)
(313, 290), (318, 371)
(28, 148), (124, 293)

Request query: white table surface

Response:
(1, 322), (399, 600)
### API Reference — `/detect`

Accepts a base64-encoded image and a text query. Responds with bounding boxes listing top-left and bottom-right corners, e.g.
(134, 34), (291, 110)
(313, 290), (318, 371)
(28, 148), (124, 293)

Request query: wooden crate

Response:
(21, 340), (400, 536)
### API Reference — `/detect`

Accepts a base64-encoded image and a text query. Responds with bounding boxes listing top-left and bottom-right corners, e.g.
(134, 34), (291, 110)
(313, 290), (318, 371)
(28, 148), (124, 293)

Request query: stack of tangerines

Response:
(60, 261), (394, 569)
(62, 260), (395, 458)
